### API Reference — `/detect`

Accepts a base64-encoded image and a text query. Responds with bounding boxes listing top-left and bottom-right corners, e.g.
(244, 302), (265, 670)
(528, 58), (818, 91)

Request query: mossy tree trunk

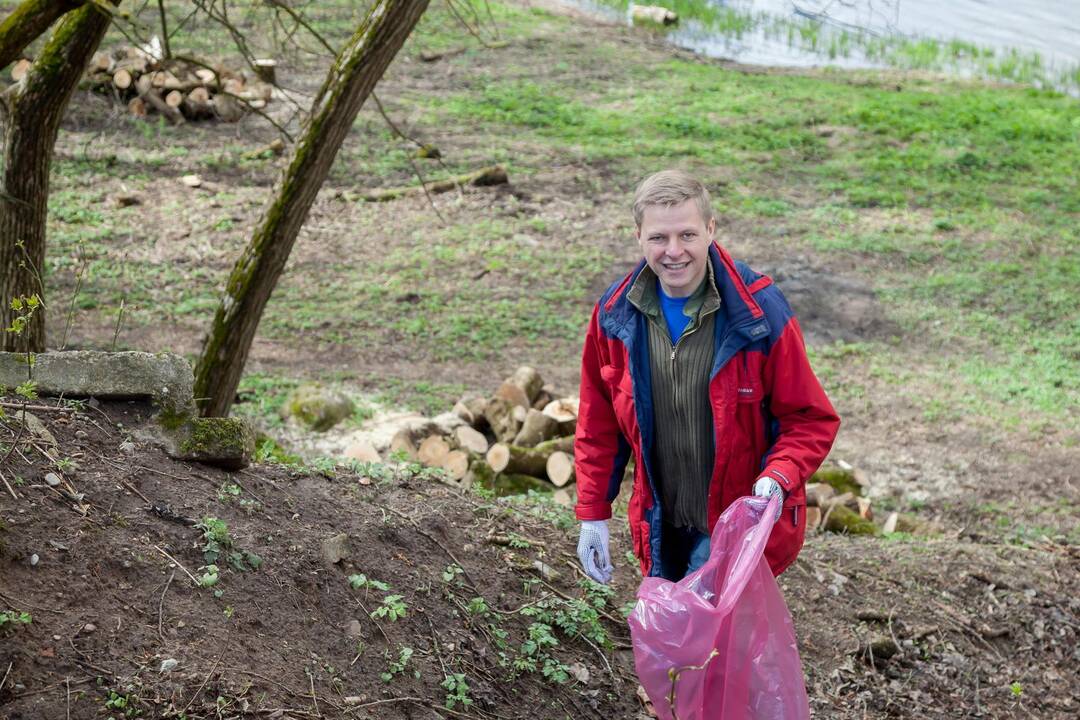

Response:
(0, 1), (116, 352)
(193, 0), (430, 417)
(0, 0), (84, 70)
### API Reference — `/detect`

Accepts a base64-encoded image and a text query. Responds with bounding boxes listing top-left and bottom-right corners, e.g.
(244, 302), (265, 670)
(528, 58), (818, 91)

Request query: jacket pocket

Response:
(765, 492), (807, 576)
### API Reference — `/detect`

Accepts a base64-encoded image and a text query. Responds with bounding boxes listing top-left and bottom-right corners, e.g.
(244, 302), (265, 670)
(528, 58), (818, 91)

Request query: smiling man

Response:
(574, 169), (840, 583)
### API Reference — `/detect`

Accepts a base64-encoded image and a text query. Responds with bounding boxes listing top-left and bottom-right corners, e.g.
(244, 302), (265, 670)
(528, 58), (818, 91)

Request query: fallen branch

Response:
(352, 165), (508, 202)
(152, 544), (200, 586)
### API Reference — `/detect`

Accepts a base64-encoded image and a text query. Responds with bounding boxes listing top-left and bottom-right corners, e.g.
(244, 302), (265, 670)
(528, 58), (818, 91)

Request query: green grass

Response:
(32, 0), (1080, 437)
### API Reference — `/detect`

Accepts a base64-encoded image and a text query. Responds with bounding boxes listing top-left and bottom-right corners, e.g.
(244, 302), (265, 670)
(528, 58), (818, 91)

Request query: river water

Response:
(565, 0), (1080, 92)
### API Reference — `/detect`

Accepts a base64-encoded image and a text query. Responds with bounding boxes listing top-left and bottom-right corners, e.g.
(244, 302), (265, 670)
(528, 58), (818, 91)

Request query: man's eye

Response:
(649, 236), (665, 243)
(682, 232), (697, 240)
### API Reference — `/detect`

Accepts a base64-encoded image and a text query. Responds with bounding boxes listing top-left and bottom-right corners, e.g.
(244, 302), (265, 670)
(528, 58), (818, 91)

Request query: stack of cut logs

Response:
(72, 46), (277, 123)
(805, 476), (874, 534)
(391, 366), (580, 494)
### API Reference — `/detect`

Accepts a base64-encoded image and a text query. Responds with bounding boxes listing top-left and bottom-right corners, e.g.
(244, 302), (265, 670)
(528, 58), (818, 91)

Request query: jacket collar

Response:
(602, 242), (764, 337)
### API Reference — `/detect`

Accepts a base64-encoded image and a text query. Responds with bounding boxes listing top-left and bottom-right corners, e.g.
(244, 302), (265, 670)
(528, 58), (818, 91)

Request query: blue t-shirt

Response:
(658, 282), (691, 342)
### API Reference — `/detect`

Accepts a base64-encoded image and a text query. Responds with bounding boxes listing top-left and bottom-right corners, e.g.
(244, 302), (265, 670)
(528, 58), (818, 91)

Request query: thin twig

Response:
(119, 479), (152, 505)
(152, 545), (200, 586)
(307, 670), (320, 718)
(182, 650), (224, 714)
(65, 676), (71, 720)
(157, 570), (175, 643)
(0, 468), (19, 500)
(0, 661), (11, 695)
(0, 401), (76, 412)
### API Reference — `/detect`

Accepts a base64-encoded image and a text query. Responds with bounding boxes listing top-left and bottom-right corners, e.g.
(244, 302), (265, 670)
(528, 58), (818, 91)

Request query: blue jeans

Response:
(658, 522), (711, 581)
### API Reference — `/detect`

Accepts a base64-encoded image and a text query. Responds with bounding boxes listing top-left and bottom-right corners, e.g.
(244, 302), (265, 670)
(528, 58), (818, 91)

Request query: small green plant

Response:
(197, 517), (232, 564)
(441, 564), (463, 583)
(348, 573), (389, 592)
(465, 597), (489, 616)
(103, 688), (141, 717)
(55, 457), (76, 472)
(217, 482), (242, 502)
(441, 673), (473, 710)
(370, 594), (407, 622)
(1010, 682), (1023, 697)
(381, 645), (415, 682)
(0, 609), (32, 630)
(195, 519), (261, 580)
(197, 565), (220, 587)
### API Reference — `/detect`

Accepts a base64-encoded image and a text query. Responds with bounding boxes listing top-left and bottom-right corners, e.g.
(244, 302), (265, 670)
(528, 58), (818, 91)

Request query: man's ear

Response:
(707, 217), (716, 237)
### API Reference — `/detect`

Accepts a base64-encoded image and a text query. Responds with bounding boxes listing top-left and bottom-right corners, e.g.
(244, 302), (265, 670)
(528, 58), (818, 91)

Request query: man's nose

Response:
(664, 237), (686, 256)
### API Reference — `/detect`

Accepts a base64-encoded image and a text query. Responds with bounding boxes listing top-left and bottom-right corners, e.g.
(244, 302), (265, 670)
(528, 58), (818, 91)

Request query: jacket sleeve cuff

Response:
(758, 463), (801, 494)
(574, 502), (613, 522)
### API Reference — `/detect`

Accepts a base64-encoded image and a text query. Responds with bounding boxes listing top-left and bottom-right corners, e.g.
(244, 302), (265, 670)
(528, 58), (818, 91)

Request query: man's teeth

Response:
(664, 262), (688, 269)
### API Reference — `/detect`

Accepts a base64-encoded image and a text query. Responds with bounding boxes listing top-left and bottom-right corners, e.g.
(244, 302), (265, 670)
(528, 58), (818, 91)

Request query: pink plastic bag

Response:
(628, 496), (809, 720)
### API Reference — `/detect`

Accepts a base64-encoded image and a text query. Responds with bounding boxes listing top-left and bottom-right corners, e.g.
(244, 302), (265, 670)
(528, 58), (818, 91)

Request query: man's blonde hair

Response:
(632, 170), (713, 228)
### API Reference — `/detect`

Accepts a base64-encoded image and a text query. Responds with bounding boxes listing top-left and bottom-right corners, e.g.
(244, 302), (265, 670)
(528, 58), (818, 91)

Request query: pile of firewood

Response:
(389, 366), (580, 495)
(69, 45), (276, 124)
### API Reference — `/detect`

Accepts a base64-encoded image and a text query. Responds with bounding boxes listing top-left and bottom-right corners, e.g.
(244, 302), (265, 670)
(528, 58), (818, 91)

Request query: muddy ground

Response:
(1, 400), (1077, 720)
(2, 0), (1079, 717)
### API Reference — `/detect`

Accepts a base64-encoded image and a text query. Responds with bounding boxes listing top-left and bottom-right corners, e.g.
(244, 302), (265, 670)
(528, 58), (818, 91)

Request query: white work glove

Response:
(753, 477), (786, 522)
(577, 520), (613, 584)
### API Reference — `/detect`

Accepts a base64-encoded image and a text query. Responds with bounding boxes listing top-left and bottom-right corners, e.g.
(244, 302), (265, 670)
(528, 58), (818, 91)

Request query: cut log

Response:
(454, 425), (489, 454)
(417, 435), (450, 467)
(857, 497), (873, 520)
(143, 90), (184, 125)
(452, 392), (486, 426)
(389, 428), (419, 460)
(805, 505), (822, 532)
(495, 382), (529, 410)
(881, 512), (899, 534)
(90, 51), (112, 73)
(164, 90), (183, 108)
(223, 76), (245, 95)
(344, 440), (380, 463)
(127, 96), (147, 118)
(552, 488), (574, 507)
(483, 397), (521, 443)
(212, 93), (245, 122)
(532, 388), (554, 411)
(812, 465), (862, 496)
(253, 58), (277, 84)
(113, 68), (132, 90)
(440, 449), (469, 481)
(545, 451), (574, 487)
(194, 68), (217, 84)
(486, 436), (574, 478)
(464, 458), (496, 489)
(135, 72), (153, 96)
(513, 408), (560, 447)
(805, 482), (835, 508)
(495, 473), (551, 496)
(541, 397), (578, 435)
(505, 366), (544, 404)
(182, 85), (212, 119)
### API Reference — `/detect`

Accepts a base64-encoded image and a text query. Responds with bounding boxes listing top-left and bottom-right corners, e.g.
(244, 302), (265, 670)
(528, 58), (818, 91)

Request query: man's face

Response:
(636, 200), (715, 298)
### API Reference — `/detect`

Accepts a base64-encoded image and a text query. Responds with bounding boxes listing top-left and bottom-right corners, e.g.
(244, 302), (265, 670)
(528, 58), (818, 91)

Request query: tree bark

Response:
(193, 0), (431, 417)
(0, 0), (83, 70)
(0, 1), (116, 352)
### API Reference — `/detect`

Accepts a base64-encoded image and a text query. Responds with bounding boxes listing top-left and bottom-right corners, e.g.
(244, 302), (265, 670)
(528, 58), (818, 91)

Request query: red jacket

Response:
(574, 243), (840, 576)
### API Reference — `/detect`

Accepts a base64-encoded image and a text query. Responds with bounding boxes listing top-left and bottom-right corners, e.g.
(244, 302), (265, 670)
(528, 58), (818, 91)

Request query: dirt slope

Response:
(1, 399), (1078, 719)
